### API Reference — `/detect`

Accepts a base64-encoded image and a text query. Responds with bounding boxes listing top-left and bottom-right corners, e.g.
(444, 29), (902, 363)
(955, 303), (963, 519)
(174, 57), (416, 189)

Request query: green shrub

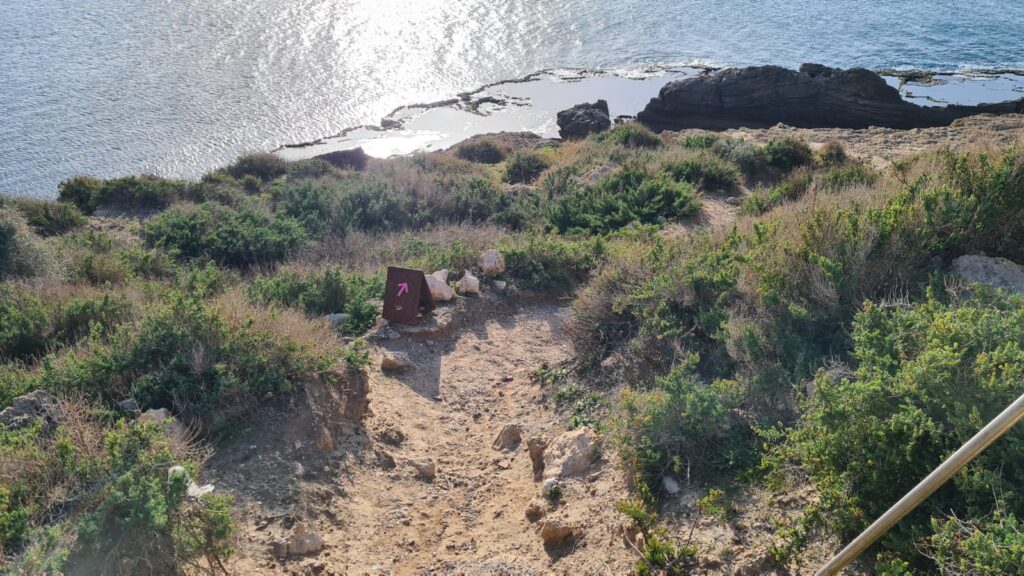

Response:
(58, 175), (191, 214)
(226, 153), (288, 181)
(928, 506), (1024, 575)
(548, 166), (699, 234)
(820, 163), (877, 190)
(10, 199), (85, 236)
(0, 208), (61, 280)
(771, 291), (1024, 560)
(143, 202), (307, 267)
(270, 180), (336, 235)
(13, 291), (334, 430)
(617, 499), (698, 575)
(117, 246), (175, 279)
(248, 268), (384, 336)
(713, 139), (770, 175)
(321, 158), (509, 232)
(765, 137), (813, 172)
(617, 363), (749, 494)
(501, 236), (604, 292)
(678, 134), (720, 149)
(600, 124), (662, 149)
(192, 171), (246, 205)
(0, 288), (130, 363)
(455, 139), (507, 164)
(742, 170), (814, 214)
(0, 408), (235, 572)
(503, 151), (549, 184)
(663, 153), (739, 190)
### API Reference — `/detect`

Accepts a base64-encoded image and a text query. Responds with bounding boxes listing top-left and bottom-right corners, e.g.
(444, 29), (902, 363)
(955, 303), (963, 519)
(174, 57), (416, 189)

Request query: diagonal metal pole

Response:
(816, 391), (1024, 576)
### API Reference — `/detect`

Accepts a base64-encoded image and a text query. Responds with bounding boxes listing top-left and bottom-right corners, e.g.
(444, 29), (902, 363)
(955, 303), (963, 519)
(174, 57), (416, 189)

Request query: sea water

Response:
(2, 0), (1023, 197)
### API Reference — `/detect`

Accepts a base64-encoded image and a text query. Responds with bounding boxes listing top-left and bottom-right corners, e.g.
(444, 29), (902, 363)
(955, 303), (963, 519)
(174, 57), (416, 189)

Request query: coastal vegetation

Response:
(1, 124), (1022, 574)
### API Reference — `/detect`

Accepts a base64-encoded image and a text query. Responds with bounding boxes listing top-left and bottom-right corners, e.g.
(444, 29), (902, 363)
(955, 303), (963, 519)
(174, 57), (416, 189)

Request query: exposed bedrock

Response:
(557, 99), (612, 139)
(637, 63), (1024, 131)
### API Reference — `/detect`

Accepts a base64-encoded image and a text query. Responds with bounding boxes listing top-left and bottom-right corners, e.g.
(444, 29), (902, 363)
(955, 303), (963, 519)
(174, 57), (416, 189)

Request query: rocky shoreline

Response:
(276, 65), (1024, 164)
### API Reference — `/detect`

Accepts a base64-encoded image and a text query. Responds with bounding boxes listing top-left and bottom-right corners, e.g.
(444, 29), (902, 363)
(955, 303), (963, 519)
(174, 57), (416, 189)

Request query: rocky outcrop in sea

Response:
(637, 64), (1024, 131)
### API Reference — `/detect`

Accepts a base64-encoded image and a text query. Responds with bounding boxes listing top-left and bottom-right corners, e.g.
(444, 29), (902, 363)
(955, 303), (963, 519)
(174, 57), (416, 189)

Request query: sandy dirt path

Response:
(212, 295), (635, 575)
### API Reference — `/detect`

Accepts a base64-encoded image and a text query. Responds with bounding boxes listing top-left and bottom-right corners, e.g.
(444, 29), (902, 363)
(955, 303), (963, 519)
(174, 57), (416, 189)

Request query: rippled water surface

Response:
(3, 0), (1023, 197)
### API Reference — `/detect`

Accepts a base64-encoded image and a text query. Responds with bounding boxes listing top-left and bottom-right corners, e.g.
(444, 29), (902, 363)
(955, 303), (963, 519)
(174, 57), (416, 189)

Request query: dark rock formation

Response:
(0, 390), (60, 433)
(557, 99), (612, 139)
(315, 147), (369, 170)
(638, 64), (1024, 131)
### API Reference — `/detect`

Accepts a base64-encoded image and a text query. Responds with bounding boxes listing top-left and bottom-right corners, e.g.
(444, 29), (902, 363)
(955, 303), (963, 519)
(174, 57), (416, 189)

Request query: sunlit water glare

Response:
(2, 0), (1023, 197)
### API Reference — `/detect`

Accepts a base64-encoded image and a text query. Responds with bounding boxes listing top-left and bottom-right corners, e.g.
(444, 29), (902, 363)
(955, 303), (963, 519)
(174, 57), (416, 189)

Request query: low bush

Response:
(6, 290), (337, 431)
(143, 202), (307, 267)
(712, 138), (770, 175)
(0, 287), (130, 364)
(58, 175), (191, 214)
(0, 401), (235, 572)
(768, 290), (1024, 566)
(663, 153), (739, 190)
(548, 166), (699, 234)
(0, 207), (61, 281)
(455, 139), (507, 164)
(617, 499), (698, 575)
(600, 124), (662, 149)
(226, 153), (288, 182)
(617, 363), (750, 494)
(10, 198), (85, 236)
(678, 134), (721, 149)
(742, 169), (814, 214)
(927, 506), (1024, 574)
(270, 180), (337, 235)
(820, 162), (878, 190)
(503, 151), (549, 184)
(248, 267), (384, 335)
(817, 140), (847, 166)
(765, 137), (813, 172)
(501, 235), (605, 292)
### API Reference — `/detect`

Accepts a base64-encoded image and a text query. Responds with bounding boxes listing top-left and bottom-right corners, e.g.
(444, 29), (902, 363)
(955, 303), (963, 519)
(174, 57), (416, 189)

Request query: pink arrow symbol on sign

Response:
(397, 282), (409, 297)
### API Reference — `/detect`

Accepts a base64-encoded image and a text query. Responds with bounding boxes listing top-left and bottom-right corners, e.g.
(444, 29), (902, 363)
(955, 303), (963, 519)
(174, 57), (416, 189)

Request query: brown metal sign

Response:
(382, 266), (435, 325)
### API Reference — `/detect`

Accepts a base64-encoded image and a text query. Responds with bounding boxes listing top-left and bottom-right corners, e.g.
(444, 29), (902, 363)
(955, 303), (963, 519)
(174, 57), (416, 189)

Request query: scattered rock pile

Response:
(271, 522), (324, 558)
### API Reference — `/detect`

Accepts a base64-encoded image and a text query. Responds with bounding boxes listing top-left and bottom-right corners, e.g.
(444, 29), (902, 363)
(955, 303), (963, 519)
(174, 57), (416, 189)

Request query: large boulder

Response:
(638, 64), (1024, 131)
(543, 428), (599, 480)
(557, 100), (612, 139)
(953, 255), (1024, 294)
(0, 390), (60, 433)
(479, 250), (505, 277)
(426, 270), (455, 302)
(457, 270), (480, 295)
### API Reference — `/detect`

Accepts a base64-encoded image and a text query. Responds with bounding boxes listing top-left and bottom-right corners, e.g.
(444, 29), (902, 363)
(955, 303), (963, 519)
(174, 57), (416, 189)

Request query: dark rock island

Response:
(637, 64), (1024, 131)
(557, 99), (612, 139)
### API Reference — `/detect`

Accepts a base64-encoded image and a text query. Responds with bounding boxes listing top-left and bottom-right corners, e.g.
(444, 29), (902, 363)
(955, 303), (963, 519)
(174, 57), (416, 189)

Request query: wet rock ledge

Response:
(637, 63), (1024, 131)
